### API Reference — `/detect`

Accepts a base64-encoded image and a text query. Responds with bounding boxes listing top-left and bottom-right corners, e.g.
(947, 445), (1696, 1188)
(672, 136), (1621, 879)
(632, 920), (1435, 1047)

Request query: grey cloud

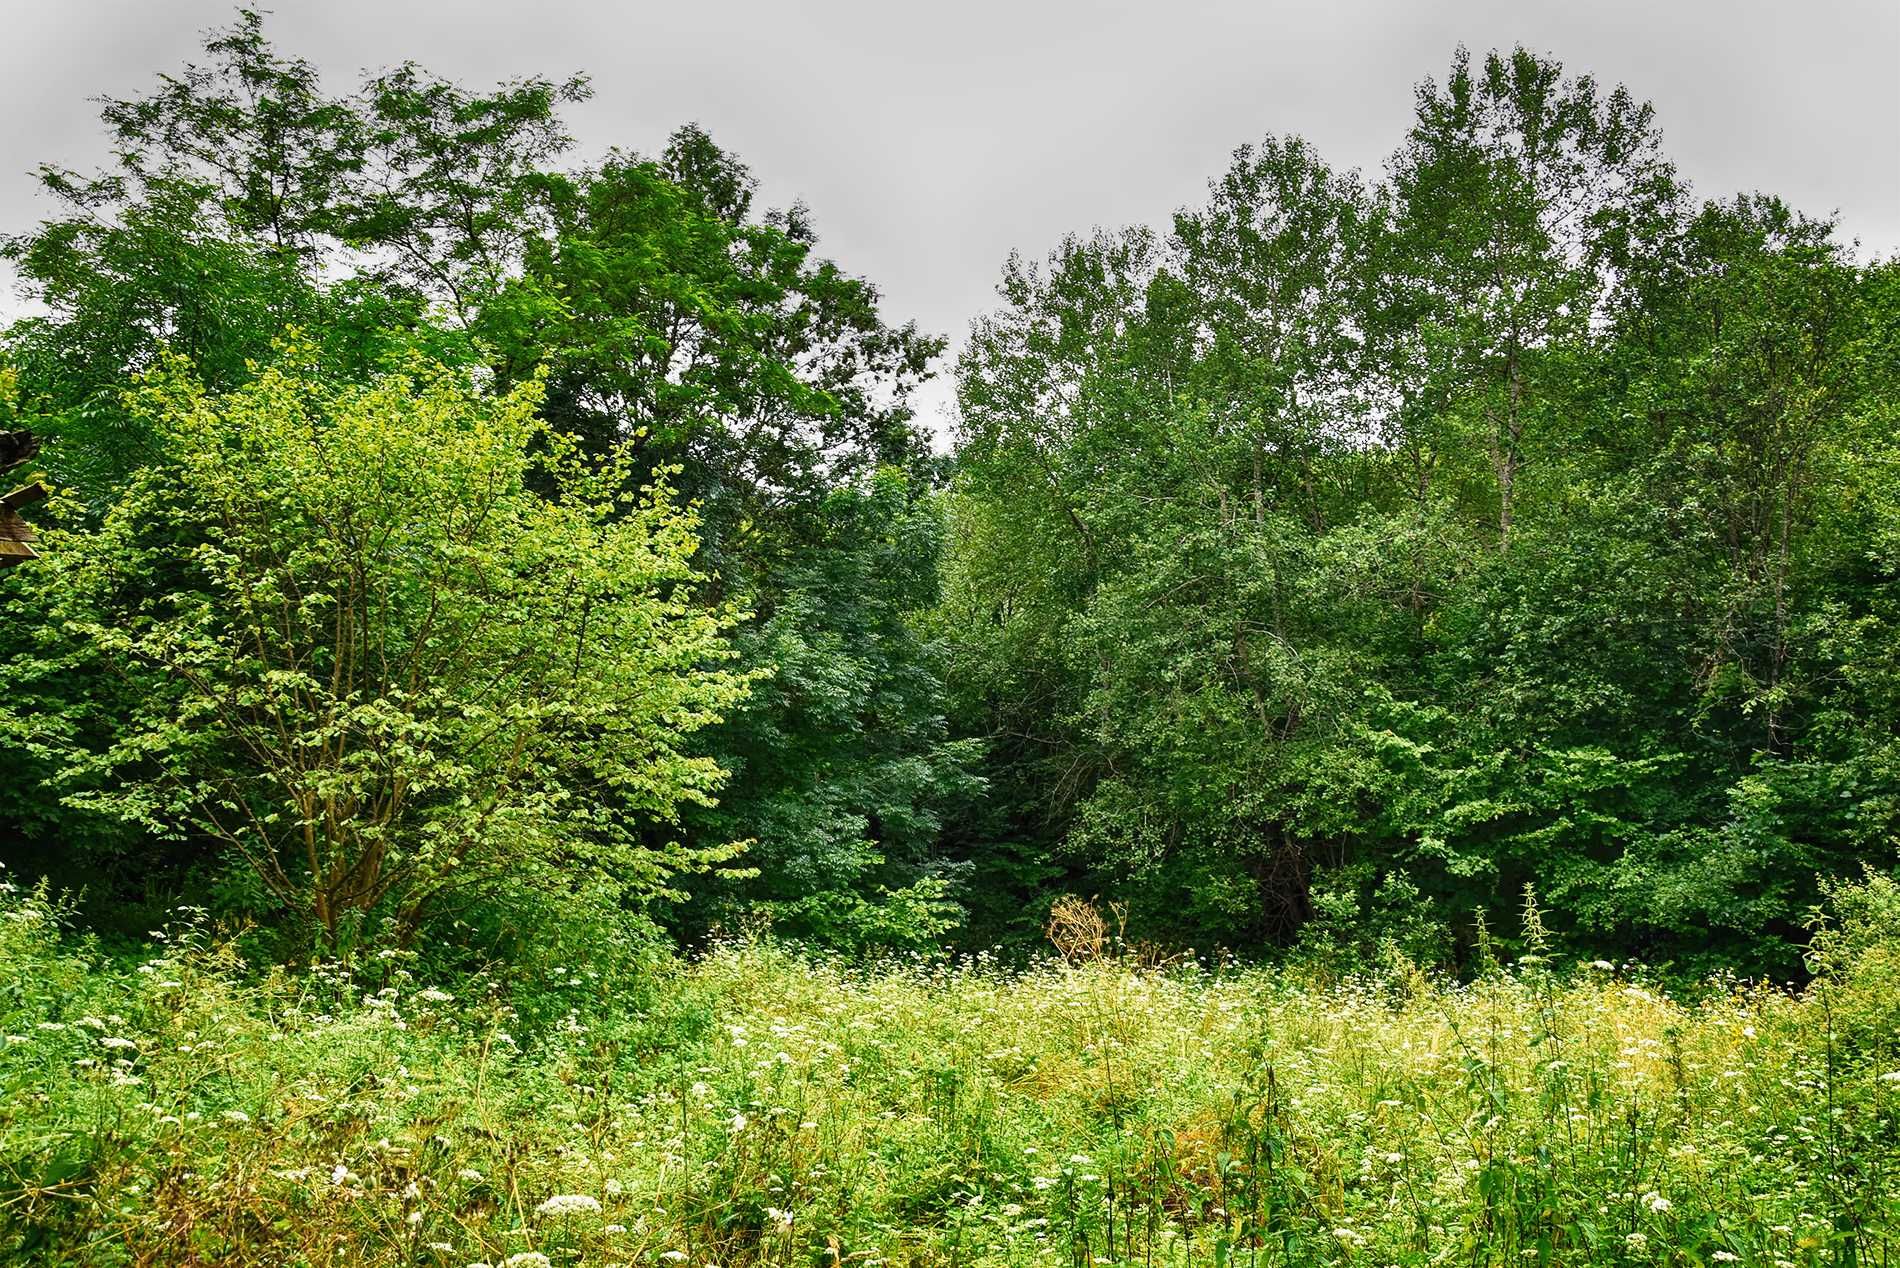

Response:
(5, 0), (1896, 437)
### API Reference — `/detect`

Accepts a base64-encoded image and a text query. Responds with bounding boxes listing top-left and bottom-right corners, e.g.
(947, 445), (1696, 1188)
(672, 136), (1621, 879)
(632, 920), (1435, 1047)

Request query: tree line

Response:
(1, 15), (1894, 975)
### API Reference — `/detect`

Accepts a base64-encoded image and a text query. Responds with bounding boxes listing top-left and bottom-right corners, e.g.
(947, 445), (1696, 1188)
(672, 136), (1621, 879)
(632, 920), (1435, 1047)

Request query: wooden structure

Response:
(0, 429), (43, 567)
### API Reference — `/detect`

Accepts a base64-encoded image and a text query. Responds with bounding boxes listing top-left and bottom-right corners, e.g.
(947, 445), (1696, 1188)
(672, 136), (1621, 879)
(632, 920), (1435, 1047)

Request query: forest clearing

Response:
(3, 6), (1898, 1263)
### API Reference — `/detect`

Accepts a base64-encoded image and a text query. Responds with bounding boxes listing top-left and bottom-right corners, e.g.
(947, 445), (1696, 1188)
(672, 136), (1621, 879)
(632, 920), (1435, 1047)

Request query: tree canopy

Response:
(2, 17), (1896, 976)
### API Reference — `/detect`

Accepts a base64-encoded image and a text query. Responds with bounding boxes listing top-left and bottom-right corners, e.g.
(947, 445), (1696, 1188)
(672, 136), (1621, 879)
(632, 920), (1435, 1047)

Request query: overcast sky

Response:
(4, 0), (1897, 434)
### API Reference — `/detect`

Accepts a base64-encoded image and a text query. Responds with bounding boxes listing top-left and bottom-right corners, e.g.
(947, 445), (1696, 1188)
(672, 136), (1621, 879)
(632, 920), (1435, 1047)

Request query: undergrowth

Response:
(3, 870), (1898, 1266)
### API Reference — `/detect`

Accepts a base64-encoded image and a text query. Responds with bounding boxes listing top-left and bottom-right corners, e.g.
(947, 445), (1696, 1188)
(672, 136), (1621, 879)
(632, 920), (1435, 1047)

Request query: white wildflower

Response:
(534, 1194), (601, 1218)
(503, 1255), (552, 1268)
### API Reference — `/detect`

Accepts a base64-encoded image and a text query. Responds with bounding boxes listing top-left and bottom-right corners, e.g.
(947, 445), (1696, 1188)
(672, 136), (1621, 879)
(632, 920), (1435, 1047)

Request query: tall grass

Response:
(3, 869), (1898, 1266)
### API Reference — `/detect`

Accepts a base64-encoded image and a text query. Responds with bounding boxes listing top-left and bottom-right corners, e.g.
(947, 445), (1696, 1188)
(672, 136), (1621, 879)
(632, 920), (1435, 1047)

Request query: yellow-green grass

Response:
(3, 880), (1897, 1266)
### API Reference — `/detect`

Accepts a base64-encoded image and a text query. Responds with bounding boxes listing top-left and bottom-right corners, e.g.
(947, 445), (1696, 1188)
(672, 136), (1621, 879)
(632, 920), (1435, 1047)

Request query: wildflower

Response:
(503, 1255), (552, 1268)
(458, 1169), (484, 1182)
(220, 1110), (251, 1124)
(765, 1207), (794, 1230)
(1626, 1233), (1648, 1250)
(605, 1224), (627, 1234)
(660, 1252), (688, 1262)
(1642, 1191), (1671, 1214)
(332, 1165), (358, 1186)
(729, 1112), (749, 1133)
(418, 988), (454, 1003)
(1712, 1254), (1739, 1263)
(1879, 1071), (1900, 1083)
(534, 1194), (601, 1218)
(99, 1036), (137, 1051)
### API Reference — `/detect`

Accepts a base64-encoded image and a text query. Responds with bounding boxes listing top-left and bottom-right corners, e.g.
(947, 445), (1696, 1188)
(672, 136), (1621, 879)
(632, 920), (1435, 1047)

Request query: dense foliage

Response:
(0, 12), (967, 954)
(22, 349), (747, 951)
(941, 53), (1900, 975)
(1, 16), (1896, 976)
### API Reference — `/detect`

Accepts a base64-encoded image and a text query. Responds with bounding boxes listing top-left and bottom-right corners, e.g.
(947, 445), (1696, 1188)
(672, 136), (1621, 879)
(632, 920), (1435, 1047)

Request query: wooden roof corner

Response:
(0, 430), (44, 567)
(0, 429), (38, 471)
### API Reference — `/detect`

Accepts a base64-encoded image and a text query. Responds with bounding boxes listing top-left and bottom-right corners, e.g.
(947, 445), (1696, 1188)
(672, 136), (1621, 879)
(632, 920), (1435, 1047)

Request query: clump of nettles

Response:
(3, 870), (1899, 1265)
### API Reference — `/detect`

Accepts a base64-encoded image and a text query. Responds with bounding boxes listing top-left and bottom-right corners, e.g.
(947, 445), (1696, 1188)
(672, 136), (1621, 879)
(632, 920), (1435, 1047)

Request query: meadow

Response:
(5, 880), (1898, 1267)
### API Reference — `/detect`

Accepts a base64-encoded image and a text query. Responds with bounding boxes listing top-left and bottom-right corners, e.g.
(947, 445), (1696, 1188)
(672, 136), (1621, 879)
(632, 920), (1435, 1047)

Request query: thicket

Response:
(1, 14), (1897, 977)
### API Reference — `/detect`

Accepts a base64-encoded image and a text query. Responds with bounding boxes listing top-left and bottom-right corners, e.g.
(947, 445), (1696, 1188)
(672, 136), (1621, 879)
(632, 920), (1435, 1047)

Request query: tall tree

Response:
(1384, 45), (1678, 549)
